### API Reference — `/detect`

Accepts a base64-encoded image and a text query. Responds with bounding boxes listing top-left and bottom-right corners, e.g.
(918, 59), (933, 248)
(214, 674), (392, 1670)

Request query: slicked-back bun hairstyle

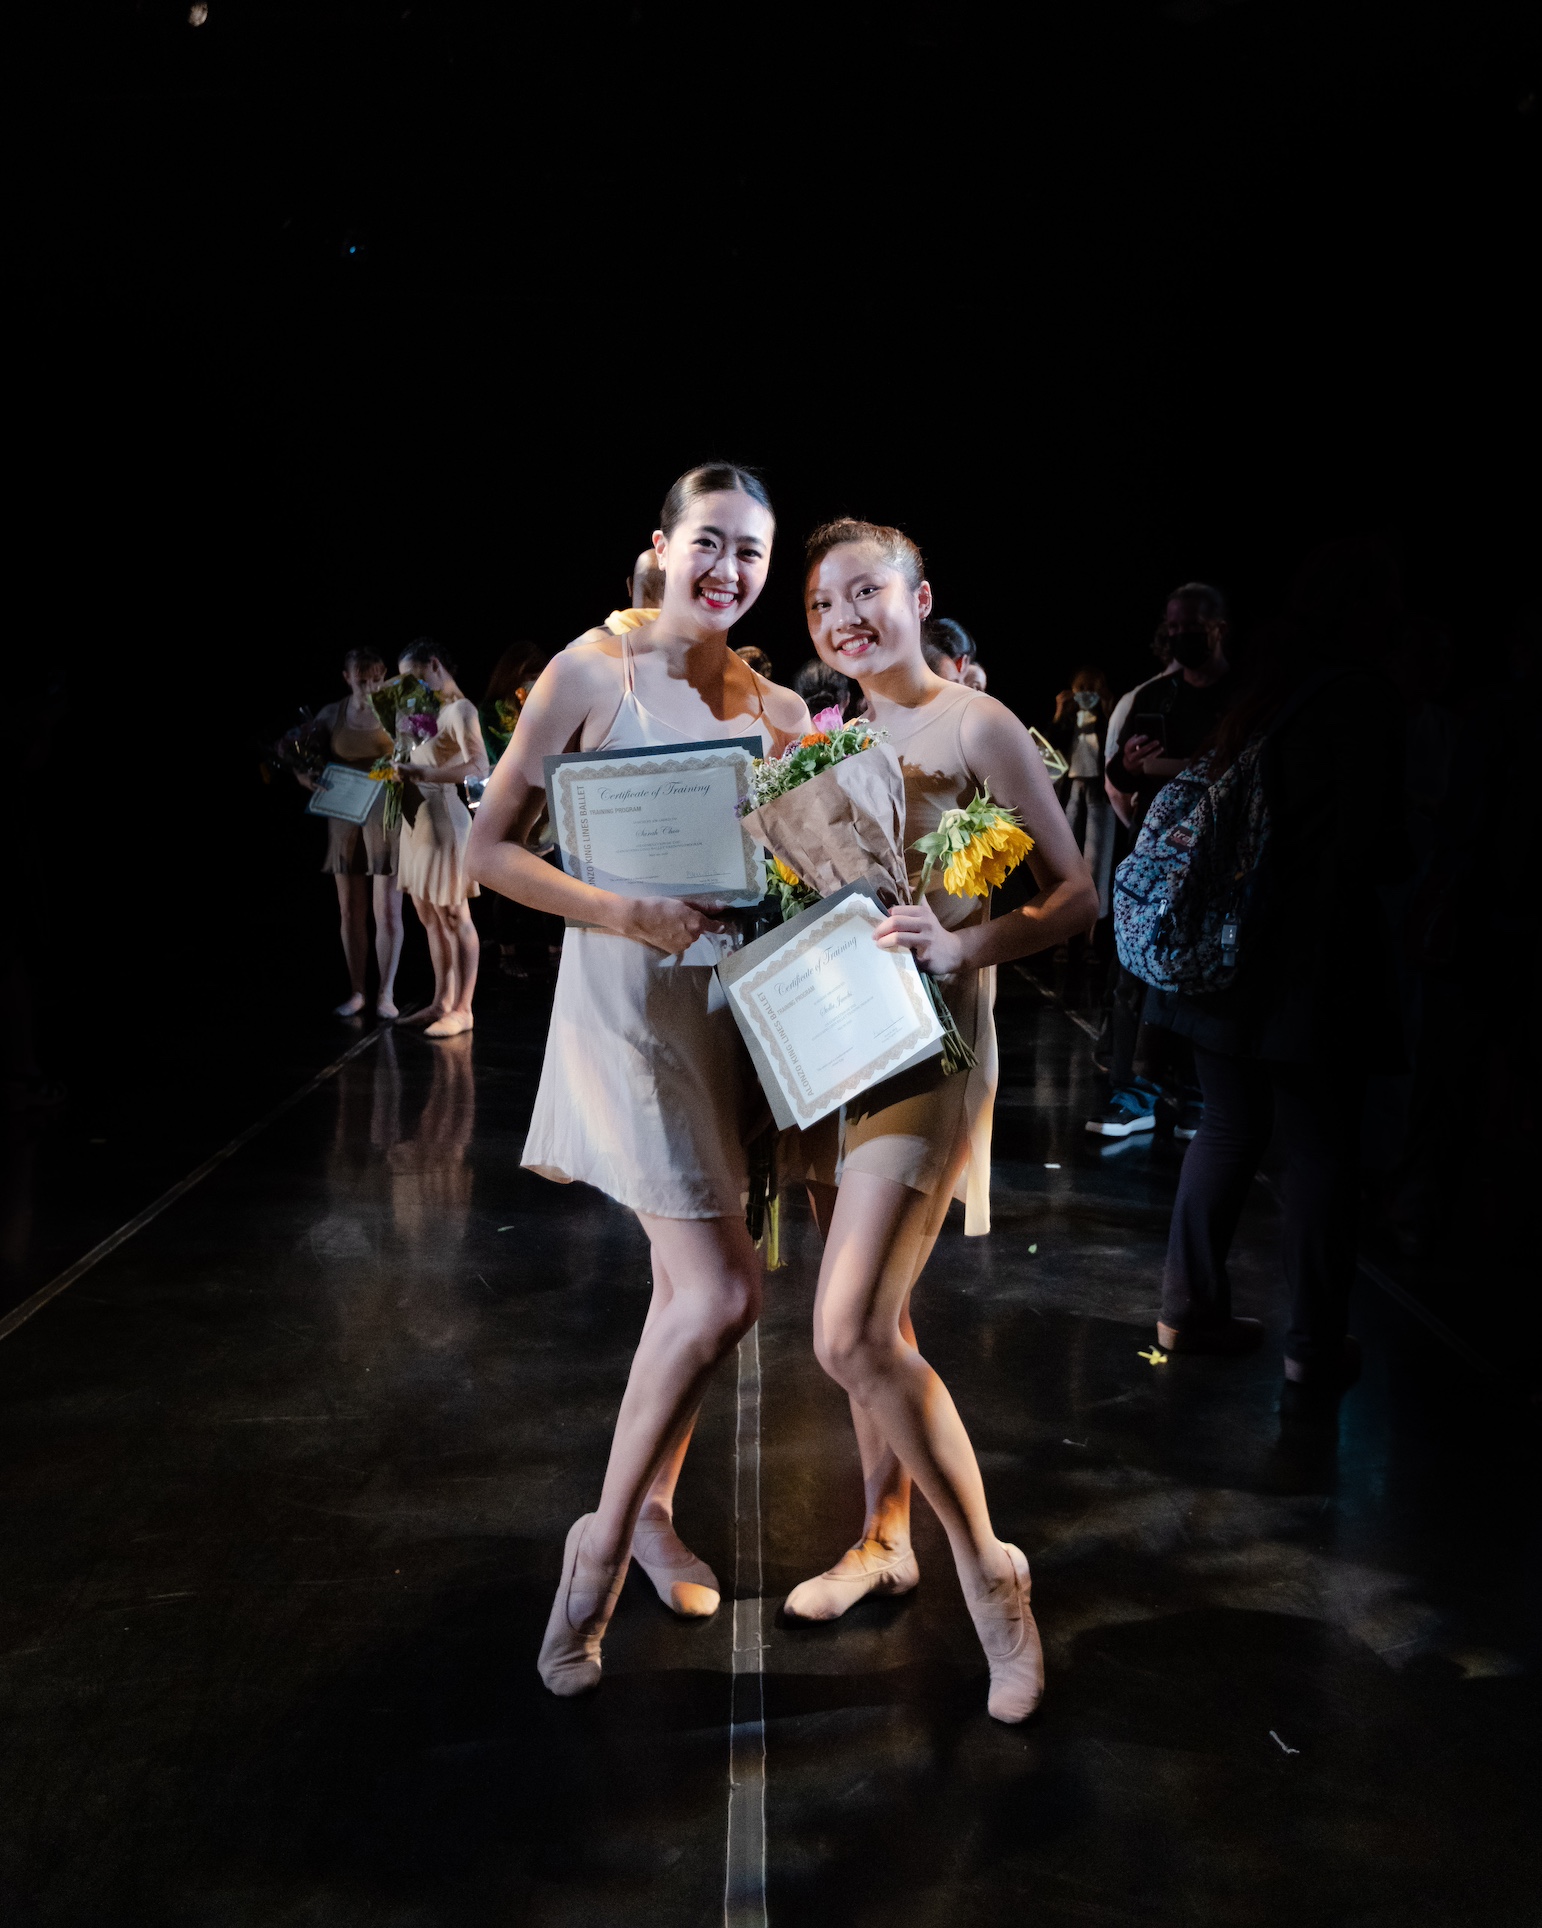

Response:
(804, 518), (925, 592)
(400, 636), (456, 678)
(659, 462), (774, 536)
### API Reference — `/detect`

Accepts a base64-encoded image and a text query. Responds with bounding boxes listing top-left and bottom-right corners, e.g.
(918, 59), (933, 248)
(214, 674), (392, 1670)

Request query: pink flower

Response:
(405, 713), (439, 739)
(810, 704), (844, 732)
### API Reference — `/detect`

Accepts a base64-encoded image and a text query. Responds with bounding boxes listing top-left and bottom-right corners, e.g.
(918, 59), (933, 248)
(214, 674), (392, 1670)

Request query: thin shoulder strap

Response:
(620, 630), (638, 696)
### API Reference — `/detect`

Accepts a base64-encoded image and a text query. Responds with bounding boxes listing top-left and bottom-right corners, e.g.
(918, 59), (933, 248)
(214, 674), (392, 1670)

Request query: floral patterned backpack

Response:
(1112, 669), (1344, 994)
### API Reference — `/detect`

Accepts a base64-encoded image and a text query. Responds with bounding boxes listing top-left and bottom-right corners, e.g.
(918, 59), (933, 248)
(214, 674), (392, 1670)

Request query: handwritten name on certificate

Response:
(543, 738), (765, 905)
(720, 888), (945, 1130)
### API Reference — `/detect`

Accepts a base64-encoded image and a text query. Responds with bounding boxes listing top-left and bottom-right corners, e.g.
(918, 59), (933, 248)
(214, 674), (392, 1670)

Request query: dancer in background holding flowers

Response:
(786, 519), (1097, 1723)
(295, 646), (404, 1020)
(392, 639), (489, 1039)
(467, 464), (808, 1697)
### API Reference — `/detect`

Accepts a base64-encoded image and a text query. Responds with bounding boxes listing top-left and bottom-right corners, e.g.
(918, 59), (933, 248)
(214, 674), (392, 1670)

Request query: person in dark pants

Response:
(1145, 548), (1413, 1412)
(1090, 582), (1236, 1139)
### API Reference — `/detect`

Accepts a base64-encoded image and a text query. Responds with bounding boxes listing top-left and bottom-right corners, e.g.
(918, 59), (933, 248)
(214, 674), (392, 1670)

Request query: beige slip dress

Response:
(397, 697), (490, 906)
(521, 635), (778, 1220)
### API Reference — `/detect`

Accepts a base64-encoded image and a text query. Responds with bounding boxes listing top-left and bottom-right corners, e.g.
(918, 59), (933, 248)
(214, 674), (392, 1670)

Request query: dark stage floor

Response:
(2, 973), (1535, 1927)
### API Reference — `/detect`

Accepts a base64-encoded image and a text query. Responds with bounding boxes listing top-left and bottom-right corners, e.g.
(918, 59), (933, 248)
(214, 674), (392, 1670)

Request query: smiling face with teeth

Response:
(805, 541), (936, 690)
(652, 489), (774, 638)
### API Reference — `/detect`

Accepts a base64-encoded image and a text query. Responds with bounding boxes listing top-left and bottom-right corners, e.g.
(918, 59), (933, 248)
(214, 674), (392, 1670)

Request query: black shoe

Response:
(1157, 1317), (1266, 1357)
(1279, 1336), (1362, 1417)
(1085, 1094), (1156, 1139)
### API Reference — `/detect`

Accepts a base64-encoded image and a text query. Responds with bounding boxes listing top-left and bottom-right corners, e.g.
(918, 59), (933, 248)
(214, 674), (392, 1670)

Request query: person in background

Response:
(794, 656), (860, 721)
(1050, 666), (1115, 918)
(923, 615), (986, 689)
(566, 548), (667, 652)
(1141, 543), (1413, 1414)
(393, 639), (489, 1039)
(299, 646), (404, 1021)
(481, 646), (561, 980)
(1088, 585), (1235, 1140)
(734, 645), (775, 680)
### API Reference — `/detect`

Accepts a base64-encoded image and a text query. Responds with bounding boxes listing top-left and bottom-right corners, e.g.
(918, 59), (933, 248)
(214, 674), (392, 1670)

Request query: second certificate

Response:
(544, 736), (766, 904)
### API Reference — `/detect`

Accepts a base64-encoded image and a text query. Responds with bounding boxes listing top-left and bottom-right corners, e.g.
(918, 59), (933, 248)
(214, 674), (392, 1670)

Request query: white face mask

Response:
(1072, 690), (1099, 709)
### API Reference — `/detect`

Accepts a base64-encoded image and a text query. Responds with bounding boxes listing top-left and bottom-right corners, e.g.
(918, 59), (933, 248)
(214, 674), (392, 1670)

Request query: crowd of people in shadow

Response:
(270, 477), (1531, 1723)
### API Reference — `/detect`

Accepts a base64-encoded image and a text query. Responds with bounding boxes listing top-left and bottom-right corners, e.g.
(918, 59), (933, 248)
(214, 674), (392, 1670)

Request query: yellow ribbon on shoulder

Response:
(603, 608), (663, 636)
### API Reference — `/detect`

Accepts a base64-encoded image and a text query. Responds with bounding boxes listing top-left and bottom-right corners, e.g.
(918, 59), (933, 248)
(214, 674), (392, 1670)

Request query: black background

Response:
(24, 0), (1537, 1031)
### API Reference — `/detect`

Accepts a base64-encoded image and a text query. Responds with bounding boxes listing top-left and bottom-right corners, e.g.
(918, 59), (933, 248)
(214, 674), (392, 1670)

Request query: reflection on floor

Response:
(1, 977), (1535, 1926)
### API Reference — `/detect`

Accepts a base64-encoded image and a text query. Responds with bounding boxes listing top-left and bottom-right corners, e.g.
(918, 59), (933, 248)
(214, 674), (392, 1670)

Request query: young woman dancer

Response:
(393, 640), (489, 1040)
(787, 520), (1098, 1722)
(299, 647), (405, 1019)
(466, 465), (809, 1694)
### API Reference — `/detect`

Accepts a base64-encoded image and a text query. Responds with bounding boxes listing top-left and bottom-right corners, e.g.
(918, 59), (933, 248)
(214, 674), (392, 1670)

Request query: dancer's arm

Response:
(874, 694), (1099, 976)
(466, 650), (729, 955)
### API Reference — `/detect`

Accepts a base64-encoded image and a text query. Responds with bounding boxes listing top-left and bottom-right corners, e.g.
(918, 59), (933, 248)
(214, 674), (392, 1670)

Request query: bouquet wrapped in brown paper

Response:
(737, 710), (977, 1075)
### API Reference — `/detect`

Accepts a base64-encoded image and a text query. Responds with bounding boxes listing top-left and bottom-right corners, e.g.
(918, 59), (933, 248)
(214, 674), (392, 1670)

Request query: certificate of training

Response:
(718, 883), (946, 1131)
(544, 737), (765, 906)
(305, 762), (385, 825)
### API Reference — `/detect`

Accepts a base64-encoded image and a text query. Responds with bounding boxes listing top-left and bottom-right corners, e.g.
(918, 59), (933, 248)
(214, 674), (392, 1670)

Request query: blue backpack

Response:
(1112, 670), (1342, 994)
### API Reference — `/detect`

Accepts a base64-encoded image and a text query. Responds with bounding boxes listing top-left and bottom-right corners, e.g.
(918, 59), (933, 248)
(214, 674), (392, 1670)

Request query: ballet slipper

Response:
(631, 1515), (721, 1618)
(333, 994), (366, 1018)
(537, 1513), (627, 1697)
(375, 997), (399, 1021)
(424, 1011), (473, 1039)
(396, 1005), (443, 1030)
(968, 1544), (1043, 1724)
(783, 1540), (920, 1622)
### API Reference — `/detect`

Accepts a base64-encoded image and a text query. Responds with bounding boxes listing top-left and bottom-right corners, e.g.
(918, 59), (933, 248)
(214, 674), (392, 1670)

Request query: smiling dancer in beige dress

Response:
(784, 520), (1098, 1722)
(467, 464), (809, 1694)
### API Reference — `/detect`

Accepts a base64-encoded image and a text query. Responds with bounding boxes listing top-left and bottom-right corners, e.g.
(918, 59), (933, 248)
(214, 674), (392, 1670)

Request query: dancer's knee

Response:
(814, 1319), (899, 1400)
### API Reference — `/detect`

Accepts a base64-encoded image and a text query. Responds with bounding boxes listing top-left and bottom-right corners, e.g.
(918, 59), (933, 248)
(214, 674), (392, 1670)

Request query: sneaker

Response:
(1085, 1096), (1157, 1139)
(1173, 1103), (1203, 1142)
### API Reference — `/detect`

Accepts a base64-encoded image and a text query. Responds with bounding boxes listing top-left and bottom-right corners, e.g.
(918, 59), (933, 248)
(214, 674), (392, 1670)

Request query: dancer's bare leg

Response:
(334, 875), (369, 1014)
(540, 1212), (757, 1689)
(372, 875), (404, 1017)
(399, 899), (451, 1026)
(813, 1168), (1013, 1599)
(427, 900), (478, 1033)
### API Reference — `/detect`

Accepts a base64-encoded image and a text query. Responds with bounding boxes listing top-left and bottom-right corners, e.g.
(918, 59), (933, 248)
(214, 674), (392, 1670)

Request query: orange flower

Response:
(799, 731), (830, 748)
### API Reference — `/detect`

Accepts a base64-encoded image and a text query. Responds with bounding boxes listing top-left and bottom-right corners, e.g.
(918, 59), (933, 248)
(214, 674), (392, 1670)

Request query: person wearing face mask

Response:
(393, 640), (490, 1039)
(1088, 586), (1235, 1141)
(467, 464), (810, 1699)
(1050, 666), (1116, 918)
(296, 646), (405, 1020)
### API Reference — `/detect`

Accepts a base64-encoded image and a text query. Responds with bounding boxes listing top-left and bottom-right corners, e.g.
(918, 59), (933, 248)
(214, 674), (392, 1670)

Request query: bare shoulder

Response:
(756, 675), (812, 735)
(957, 689), (1031, 754)
(315, 698), (342, 728)
(564, 624), (622, 655)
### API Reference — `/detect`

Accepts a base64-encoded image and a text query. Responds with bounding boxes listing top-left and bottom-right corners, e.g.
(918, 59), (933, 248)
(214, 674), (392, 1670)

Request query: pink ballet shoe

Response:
(969, 1544), (1043, 1723)
(424, 1011), (473, 1039)
(783, 1541), (920, 1622)
(630, 1516), (721, 1618)
(537, 1514), (627, 1697)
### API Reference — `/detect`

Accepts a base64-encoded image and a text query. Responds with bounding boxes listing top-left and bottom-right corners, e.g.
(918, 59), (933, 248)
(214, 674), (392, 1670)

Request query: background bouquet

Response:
(367, 674), (441, 831)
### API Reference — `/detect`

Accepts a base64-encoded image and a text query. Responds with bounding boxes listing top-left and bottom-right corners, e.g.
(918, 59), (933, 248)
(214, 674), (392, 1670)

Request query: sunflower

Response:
(914, 789), (1034, 897)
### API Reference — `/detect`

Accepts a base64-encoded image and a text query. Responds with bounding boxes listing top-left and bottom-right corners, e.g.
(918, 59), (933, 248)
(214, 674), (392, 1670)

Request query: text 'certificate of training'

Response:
(718, 883), (946, 1131)
(543, 737), (765, 906)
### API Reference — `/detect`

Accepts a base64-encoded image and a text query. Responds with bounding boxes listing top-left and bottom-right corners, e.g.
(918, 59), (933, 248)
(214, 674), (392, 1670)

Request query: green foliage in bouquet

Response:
(367, 674), (442, 833)
(738, 710), (883, 816)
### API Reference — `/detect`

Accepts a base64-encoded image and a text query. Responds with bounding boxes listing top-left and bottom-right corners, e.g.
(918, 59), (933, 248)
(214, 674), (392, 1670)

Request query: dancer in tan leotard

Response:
(784, 519), (1098, 1723)
(301, 646), (404, 1019)
(467, 465), (809, 1694)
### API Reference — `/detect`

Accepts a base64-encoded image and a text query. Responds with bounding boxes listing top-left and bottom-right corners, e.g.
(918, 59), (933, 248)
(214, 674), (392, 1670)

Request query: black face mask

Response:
(1168, 629), (1211, 670)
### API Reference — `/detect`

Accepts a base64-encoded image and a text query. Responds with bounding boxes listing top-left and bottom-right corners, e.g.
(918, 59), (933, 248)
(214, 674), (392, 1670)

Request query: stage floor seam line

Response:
(0, 1020), (404, 1346)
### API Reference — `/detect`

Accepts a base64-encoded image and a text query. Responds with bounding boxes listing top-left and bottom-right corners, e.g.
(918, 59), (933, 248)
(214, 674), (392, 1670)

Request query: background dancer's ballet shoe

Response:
(631, 1516), (720, 1617)
(970, 1543), (1043, 1723)
(374, 997), (399, 1021)
(333, 994), (366, 1018)
(537, 1513), (626, 1696)
(424, 1012), (473, 1039)
(783, 1541), (920, 1622)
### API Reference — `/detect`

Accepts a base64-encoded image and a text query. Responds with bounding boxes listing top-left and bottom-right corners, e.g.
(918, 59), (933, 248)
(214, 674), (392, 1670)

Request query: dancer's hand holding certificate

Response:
(543, 737), (765, 907)
(718, 883), (945, 1130)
